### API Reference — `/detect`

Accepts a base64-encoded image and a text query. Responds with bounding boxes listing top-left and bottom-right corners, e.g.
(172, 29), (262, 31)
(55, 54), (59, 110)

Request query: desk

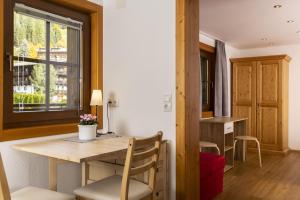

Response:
(200, 117), (247, 172)
(13, 136), (130, 191)
(12, 135), (169, 200)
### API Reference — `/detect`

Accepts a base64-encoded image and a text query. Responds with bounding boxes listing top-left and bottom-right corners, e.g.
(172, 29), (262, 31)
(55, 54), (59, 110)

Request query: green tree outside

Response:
(13, 11), (68, 106)
(29, 64), (58, 97)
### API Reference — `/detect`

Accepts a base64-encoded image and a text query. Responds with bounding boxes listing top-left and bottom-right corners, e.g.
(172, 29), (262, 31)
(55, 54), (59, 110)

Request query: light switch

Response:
(163, 95), (172, 112)
(164, 95), (171, 102)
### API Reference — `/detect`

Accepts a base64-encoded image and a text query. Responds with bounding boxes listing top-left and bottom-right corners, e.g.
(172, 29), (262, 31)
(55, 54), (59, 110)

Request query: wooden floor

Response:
(216, 151), (300, 200)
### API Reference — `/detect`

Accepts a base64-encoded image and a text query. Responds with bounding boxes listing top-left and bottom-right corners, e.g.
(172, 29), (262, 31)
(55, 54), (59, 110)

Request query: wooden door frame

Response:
(176, 0), (200, 199)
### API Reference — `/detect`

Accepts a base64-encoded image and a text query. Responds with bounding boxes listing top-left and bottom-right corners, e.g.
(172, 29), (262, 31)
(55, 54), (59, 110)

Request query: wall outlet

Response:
(109, 99), (119, 107)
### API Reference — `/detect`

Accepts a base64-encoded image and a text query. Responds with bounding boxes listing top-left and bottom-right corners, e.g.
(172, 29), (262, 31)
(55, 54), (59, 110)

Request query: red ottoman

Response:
(200, 152), (225, 200)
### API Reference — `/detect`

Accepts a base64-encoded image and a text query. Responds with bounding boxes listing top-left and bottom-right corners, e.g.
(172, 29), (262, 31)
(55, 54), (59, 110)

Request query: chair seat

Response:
(74, 175), (152, 200)
(235, 136), (258, 141)
(200, 141), (218, 148)
(11, 186), (75, 200)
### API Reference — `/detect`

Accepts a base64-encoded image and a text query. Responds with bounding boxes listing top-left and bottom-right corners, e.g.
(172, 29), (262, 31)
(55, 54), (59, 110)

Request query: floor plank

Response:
(216, 151), (300, 200)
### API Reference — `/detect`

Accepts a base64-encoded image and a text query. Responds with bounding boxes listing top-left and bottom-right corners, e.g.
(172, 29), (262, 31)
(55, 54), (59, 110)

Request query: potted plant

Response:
(78, 114), (98, 140)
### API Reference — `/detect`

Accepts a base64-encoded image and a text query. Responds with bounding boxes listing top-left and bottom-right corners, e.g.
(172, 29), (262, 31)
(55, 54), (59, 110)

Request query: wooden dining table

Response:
(12, 135), (131, 191)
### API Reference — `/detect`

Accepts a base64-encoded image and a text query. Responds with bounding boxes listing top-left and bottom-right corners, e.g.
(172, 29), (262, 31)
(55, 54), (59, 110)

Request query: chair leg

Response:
(215, 146), (221, 155)
(255, 139), (262, 168)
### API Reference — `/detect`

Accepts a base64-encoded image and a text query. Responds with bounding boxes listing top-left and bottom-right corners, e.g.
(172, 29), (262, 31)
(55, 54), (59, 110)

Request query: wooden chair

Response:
(199, 141), (221, 155)
(0, 154), (74, 200)
(74, 132), (163, 200)
(233, 136), (262, 167)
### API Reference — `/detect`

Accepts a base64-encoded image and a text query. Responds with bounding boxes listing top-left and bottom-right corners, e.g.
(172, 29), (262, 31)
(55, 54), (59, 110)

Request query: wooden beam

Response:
(176, 0), (200, 199)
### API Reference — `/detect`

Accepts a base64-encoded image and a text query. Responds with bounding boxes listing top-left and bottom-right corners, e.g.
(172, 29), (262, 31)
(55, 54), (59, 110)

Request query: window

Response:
(200, 43), (215, 117)
(4, 0), (91, 128)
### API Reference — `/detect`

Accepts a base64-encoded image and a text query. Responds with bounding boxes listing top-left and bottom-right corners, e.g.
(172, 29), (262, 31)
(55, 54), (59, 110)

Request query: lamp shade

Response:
(90, 90), (103, 106)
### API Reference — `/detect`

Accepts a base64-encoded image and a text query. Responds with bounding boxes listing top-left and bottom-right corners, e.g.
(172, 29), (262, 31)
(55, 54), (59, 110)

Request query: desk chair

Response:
(74, 132), (163, 200)
(0, 154), (74, 200)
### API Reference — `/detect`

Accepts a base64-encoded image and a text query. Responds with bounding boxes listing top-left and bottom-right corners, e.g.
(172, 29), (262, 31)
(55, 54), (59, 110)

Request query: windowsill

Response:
(0, 123), (78, 142)
(202, 111), (214, 118)
(4, 132), (78, 145)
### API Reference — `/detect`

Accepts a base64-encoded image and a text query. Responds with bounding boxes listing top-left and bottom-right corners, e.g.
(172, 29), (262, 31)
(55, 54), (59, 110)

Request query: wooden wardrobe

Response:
(231, 55), (290, 154)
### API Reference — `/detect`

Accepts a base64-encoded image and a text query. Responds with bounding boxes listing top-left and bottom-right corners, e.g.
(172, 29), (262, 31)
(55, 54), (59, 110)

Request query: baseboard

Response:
(248, 148), (290, 155)
(287, 149), (300, 154)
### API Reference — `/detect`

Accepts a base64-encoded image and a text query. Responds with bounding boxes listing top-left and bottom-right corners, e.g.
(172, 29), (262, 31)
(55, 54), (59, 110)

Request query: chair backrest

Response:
(120, 131), (163, 200)
(0, 154), (11, 200)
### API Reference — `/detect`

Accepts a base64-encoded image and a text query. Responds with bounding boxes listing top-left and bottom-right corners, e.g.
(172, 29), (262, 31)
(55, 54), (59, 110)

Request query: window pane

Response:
(14, 12), (46, 60)
(201, 56), (209, 105)
(66, 27), (82, 109)
(201, 56), (208, 82)
(50, 23), (67, 62)
(13, 7), (82, 113)
(13, 61), (46, 112)
(49, 65), (80, 111)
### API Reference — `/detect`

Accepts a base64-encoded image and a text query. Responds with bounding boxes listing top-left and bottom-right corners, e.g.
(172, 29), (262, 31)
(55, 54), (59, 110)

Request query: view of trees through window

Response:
(13, 9), (82, 112)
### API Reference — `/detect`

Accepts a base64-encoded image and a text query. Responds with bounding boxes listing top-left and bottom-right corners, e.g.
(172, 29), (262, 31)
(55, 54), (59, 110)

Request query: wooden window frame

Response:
(0, 0), (103, 141)
(200, 42), (215, 118)
(4, 0), (91, 128)
(199, 42), (215, 54)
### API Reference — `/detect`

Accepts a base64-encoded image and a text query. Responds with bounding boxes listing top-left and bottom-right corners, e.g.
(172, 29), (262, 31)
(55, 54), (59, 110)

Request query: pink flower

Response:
(79, 113), (98, 125)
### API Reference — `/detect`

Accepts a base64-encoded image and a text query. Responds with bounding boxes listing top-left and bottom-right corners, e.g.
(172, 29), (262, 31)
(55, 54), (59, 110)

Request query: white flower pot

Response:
(78, 125), (97, 140)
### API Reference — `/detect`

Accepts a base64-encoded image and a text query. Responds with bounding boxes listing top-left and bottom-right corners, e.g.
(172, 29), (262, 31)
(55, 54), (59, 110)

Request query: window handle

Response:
(6, 53), (13, 72)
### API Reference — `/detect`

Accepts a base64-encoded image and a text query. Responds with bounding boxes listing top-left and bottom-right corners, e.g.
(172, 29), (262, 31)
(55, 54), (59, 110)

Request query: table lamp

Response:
(90, 90), (103, 122)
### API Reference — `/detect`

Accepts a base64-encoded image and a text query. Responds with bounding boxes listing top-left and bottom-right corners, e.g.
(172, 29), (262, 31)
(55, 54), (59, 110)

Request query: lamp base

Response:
(96, 129), (115, 137)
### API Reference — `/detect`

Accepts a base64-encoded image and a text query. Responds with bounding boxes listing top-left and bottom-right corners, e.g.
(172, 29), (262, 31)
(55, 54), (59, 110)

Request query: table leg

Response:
(48, 157), (58, 191)
(243, 140), (247, 162)
(81, 162), (89, 186)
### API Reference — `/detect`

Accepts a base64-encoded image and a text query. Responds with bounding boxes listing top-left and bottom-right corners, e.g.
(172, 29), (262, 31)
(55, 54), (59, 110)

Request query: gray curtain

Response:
(214, 40), (229, 117)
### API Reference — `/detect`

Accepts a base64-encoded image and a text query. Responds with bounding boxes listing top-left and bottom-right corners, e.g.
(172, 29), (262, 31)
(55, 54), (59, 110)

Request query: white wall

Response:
(103, 0), (176, 199)
(233, 44), (300, 150)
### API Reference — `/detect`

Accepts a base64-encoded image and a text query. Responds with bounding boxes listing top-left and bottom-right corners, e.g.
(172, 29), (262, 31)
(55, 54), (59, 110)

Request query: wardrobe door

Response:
(232, 61), (257, 138)
(256, 60), (282, 151)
